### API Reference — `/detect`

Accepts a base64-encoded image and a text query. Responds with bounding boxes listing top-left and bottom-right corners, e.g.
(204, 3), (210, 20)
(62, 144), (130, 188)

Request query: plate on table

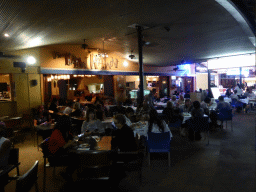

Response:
(79, 143), (89, 148)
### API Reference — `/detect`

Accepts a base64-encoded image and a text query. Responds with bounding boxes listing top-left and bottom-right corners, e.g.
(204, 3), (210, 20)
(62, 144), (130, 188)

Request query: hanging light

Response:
(74, 75), (77, 77)
(54, 75), (57, 79)
(57, 76), (61, 80)
(67, 75), (70, 79)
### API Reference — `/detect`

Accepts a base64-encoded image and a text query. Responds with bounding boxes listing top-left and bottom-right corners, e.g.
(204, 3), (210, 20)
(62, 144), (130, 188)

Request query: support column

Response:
(239, 67), (242, 85)
(137, 25), (144, 106)
(208, 69), (213, 98)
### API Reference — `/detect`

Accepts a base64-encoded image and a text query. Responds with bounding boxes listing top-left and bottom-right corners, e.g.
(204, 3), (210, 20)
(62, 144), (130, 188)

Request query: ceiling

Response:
(0, 0), (255, 66)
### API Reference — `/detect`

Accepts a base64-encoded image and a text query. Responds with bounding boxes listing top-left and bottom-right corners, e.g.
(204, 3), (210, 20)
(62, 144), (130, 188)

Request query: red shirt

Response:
(48, 129), (66, 155)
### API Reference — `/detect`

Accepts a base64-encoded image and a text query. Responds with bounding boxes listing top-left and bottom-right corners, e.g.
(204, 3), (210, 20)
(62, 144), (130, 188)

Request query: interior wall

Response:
(77, 76), (104, 90)
(196, 73), (208, 90)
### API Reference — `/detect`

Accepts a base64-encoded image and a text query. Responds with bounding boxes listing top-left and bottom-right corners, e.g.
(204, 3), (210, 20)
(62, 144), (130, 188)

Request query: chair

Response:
(230, 98), (237, 109)
(114, 133), (145, 183)
(70, 117), (84, 135)
(15, 161), (39, 192)
(187, 117), (210, 145)
(147, 132), (171, 167)
(8, 148), (20, 177)
(168, 119), (182, 133)
(217, 109), (233, 131)
(74, 150), (114, 189)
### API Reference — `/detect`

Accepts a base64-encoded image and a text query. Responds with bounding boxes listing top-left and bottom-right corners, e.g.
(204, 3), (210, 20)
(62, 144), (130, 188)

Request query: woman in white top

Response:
(0, 122), (12, 167)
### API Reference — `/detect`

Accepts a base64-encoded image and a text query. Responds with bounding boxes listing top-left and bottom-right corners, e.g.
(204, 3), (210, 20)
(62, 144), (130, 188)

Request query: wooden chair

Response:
(15, 161), (39, 192)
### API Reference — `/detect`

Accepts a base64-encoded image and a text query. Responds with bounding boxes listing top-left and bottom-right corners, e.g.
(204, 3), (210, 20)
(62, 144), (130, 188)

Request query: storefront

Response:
(207, 54), (256, 98)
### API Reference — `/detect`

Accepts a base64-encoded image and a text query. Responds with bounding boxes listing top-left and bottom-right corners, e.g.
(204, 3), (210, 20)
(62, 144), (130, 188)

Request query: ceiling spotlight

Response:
(4, 33), (10, 37)
(123, 61), (128, 67)
(27, 56), (36, 65)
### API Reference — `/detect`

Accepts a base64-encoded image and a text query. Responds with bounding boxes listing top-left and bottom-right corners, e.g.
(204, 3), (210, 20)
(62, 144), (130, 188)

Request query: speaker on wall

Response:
(30, 80), (38, 86)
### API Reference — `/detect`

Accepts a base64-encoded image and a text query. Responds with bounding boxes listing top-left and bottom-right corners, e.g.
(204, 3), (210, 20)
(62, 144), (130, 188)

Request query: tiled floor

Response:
(4, 113), (255, 192)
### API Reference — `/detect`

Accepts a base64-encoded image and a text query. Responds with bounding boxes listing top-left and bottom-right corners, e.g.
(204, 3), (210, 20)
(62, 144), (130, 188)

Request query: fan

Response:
(0, 52), (20, 58)
(171, 66), (185, 72)
(129, 50), (135, 59)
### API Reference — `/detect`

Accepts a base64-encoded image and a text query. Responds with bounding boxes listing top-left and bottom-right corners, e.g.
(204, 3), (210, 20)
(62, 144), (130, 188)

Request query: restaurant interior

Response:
(0, 0), (255, 192)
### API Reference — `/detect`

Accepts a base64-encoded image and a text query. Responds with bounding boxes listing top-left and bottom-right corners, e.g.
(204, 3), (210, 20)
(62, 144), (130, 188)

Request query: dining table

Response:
(182, 113), (209, 123)
(132, 121), (173, 140)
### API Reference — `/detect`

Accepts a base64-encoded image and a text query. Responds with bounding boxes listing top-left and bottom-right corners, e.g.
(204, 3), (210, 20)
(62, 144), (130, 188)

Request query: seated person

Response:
(49, 98), (59, 113)
(91, 93), (97, 104)
(225, 88), (232, 98)
(111, 101), (126, 116)
(147, 116), (171, 139)
(170, 95), (178, 107)
(180, 99), (192, 113)
(125, 107), (137, 123)
(81, 108), (104, 134)
(247, 89), (256, 98)
(63, 100), (73, 115)
(184, 91), (190, 99)
(177, 95), (185, 106)
(162, 101), (174, 124)
(70, 102), (83, 118)
(47, 115), (74, 156)
(216, 96), (231, 112)
(111, 114), (138, 152)
(201, 97), (212, 115)
(172, 108), (184, 123)
(95, 104), (105, 121)
(191, 101), (204, 118)
(148, 108), (166, 133)
(124, 94), (133, 106)
(230, 90), (239, 100)
(34, 105), (52, 126)
(0, 122), (12, 167)
(136, 100), (151, 121)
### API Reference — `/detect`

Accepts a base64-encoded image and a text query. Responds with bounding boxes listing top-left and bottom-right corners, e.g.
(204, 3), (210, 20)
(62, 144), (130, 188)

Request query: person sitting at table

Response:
(91, 92), (97, 104)
(201, 97), (212, 115)
(230, 90), (239, 100)
(125, 107), (137, 123)
(49, 98), (59, 113)
(34, 105), (52, 126)
(124, 93), (133, 106)
(0, 121), (12, 187)
(184, 91), (190, 99)
(225, 88), (232, 98)
(162, 101), (174, 124)
(136, 100), (151, 121)
(191, 101), (204, 119)
(177, 95), (185, 106)
(234, 84), (243, 97)
(111, 101), (126, 116)
(171, 95), (178, 107)
(216, 96), (231, 112)
(63, 100), (73, 115)
(111, 114), (138, 152)
(95, 103), (105, 121)
(148, 108), (166, 133)
(180, 99), (192, 113)
(81, 108), (104, 134)
(70, 102), (83, 118)
(247, 88), (256, 98)
(0, 122), (11, 167)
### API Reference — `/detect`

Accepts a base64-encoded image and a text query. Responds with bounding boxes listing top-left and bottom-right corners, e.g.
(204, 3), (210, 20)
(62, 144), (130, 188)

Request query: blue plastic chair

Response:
(147, 132), (171, 166)
(217, 109), (233, 131)
(230, 99), (237, 109)
(168, 119), (182, 133)
(187, 117), (210, 145)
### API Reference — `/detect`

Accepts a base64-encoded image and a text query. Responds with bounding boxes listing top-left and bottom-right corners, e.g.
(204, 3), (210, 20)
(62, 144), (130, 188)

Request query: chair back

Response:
(76, 150), (113, 178)
(8, 148), (19, 165)
(187, 117), (209, 132)
(218, 109), (233, 121)
(147, 132), (171, 153)
(15, 161), (39, 192)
